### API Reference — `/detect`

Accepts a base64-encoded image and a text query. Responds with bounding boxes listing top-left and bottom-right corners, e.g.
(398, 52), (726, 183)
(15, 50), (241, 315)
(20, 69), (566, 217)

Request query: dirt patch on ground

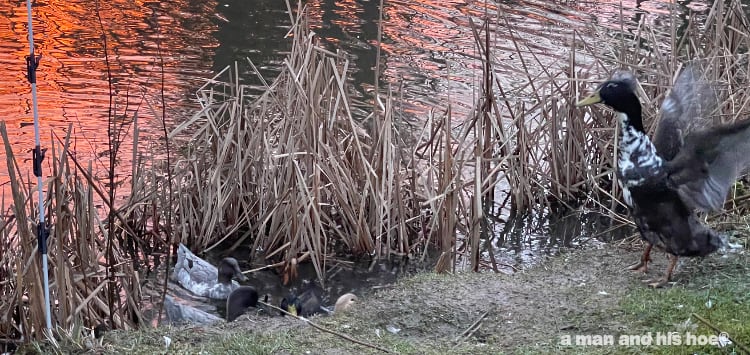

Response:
(332, 246), (654, 349)
(51, 243), (745, 355)
(223, 245), (708, 353)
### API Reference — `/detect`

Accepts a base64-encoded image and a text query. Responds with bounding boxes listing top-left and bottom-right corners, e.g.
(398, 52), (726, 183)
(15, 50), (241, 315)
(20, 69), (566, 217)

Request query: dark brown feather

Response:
(666, 118), (750, 211)
(654, 64), (720, 160)
(629, 182), (722, 257)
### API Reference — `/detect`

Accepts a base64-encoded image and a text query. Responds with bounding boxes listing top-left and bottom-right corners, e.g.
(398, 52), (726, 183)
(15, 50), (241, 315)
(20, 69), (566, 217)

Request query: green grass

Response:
(512, 253), (750, 355)
(18, 250), (749, 355)
(616, 257), (750, 355)
(18, 328), (299, 355)
(18, 314), (502, 355)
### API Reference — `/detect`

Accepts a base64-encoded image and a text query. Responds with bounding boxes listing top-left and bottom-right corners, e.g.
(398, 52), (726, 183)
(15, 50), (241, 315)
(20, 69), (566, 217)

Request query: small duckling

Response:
(333, 293), (357, 314)
(226, 286), (260, 322)
(171, 244), (248, 299)
(280, 280), (324, 317)
(93, 322), (109, 339)
(280, 282), (358, 317)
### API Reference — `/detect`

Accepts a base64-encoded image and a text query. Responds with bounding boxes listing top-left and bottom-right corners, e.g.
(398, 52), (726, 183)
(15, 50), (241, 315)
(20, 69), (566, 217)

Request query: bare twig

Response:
(454, 310), (489, 342)
(692, 313), (750, 354)
(258, 301), (392, 353)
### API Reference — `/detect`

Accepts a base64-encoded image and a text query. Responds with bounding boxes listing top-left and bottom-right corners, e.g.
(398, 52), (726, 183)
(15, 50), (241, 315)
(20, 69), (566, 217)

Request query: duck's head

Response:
(217, 257), (248, 284)
(280, 280), (324, 317)
(333, 293), (357, 314)
(577, 71), (644, 131)
(226, 286), (259, 322)
(280, 294), (301, 316)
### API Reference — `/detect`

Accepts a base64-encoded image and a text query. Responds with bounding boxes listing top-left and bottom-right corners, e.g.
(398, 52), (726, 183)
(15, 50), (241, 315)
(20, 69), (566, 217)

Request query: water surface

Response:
(0, 0), (717, 262)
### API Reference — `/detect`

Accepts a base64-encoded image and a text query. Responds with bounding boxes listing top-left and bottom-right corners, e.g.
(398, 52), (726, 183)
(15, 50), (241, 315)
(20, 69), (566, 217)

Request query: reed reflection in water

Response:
(0, 0), (714, 188)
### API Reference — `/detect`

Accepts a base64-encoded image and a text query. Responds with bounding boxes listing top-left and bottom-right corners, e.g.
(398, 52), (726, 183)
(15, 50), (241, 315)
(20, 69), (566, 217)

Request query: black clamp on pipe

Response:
(33, 145), (44, 177)
(37, 221), (48, 254)
(26, 53), (41, 84)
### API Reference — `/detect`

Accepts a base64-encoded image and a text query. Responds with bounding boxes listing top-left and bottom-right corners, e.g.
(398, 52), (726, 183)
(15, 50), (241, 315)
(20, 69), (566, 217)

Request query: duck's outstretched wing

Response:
(653, 64), (720, 160)
(666, 119), (750, 211)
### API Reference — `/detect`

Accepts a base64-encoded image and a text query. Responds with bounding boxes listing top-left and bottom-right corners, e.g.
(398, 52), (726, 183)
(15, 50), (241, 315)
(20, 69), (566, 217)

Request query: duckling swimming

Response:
(577, 65), (750, 286)
(171, 243), (248, 299)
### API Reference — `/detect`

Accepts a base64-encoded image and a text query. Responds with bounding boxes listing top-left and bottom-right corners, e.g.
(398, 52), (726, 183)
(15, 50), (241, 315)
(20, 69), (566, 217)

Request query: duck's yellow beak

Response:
(576, 91), (602, 107)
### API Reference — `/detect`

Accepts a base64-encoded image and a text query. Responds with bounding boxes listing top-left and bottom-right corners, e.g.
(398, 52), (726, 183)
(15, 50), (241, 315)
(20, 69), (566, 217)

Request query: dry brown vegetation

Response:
(0, 123), (146, 343)
(2, 0), (750, 349)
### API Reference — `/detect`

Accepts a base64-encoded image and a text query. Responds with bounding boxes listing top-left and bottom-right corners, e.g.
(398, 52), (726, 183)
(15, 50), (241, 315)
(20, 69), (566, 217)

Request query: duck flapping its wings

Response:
(658, 64), (750, 211)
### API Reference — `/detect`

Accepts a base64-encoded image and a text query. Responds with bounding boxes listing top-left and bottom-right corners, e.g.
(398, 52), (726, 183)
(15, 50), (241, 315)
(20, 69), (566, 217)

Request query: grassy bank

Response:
(20, 242), (748, 355)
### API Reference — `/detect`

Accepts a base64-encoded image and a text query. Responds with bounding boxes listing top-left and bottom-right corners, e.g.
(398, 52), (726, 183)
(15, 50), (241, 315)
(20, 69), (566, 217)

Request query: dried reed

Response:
(0, 123), (147, 344)
(167, 1), (750, 275)
(169, 5), (381, 283)
(3, 0), (750, 347)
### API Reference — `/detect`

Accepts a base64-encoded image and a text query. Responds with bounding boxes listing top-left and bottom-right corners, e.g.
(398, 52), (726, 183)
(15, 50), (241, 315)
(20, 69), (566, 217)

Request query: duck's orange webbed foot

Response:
(626, 243), (652, 273)
(646, 254), (678, 288)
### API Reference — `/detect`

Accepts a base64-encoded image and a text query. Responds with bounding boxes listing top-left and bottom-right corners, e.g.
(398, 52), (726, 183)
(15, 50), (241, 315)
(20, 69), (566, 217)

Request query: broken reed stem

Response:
(454, 310), (490, 343)
(52, 134), (145, 245)
(691, 313), (750, 354)
(241, 260), (286, 275)
(258, 300), (392, 354)
(152, 2), (176, 326)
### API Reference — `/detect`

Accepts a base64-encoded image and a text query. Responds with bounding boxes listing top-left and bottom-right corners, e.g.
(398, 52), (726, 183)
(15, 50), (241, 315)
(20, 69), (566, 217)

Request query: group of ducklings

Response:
(280, 279), (357, 317)
(165, 244), (356, 325)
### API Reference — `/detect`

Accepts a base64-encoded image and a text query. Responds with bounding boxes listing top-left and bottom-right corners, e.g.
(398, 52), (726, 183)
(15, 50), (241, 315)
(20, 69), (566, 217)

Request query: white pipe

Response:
(25, 0), (52, 331)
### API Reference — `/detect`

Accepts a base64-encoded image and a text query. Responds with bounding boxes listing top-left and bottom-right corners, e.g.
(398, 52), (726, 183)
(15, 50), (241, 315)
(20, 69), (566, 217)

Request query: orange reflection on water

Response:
(303, 0), (713, 119)
(574, 0), (713, 30)
(0, 0), (218, 195)
(0, 0), (718, 197)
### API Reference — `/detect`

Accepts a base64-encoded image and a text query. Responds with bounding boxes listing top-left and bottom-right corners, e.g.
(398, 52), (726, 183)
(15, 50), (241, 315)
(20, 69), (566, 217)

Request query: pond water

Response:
(0, 0), (722, 274)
